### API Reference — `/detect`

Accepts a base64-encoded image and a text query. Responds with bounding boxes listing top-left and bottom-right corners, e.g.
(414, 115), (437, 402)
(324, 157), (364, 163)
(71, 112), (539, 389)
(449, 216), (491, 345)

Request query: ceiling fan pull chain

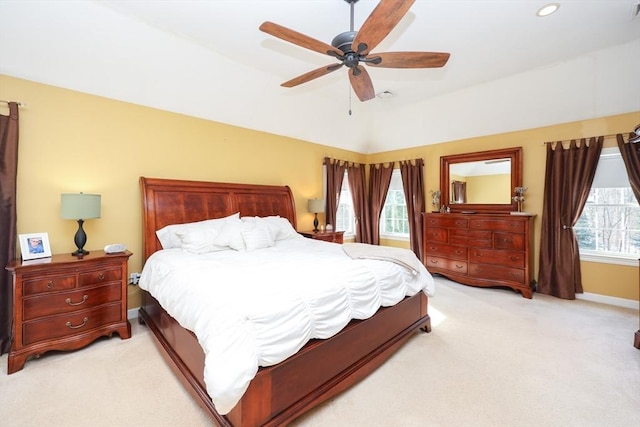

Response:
(349, 83), (352, 116)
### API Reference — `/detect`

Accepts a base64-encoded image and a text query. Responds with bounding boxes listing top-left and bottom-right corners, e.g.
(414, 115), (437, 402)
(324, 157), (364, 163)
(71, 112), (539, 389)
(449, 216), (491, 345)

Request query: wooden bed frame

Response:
(138, 177), (431, 427)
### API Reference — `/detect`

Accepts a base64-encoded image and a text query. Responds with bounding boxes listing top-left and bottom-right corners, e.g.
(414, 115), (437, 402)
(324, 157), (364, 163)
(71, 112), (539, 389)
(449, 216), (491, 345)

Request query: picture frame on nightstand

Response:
(18, 232), (52, 260)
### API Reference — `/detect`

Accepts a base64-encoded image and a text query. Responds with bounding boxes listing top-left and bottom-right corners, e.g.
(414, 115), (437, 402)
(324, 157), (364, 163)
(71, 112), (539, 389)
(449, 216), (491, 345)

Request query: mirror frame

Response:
(440, 146), (523, 214)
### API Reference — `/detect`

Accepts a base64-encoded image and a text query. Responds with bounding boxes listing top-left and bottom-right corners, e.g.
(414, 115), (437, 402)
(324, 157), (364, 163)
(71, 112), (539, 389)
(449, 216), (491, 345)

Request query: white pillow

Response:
(241, 221), (275, 251)
(176, 228), (229, 254)
(263, 216), (300, 240)
(156, 212), (239, 249)
(212, 217), (245, 251)
(242, 215), (300, 241)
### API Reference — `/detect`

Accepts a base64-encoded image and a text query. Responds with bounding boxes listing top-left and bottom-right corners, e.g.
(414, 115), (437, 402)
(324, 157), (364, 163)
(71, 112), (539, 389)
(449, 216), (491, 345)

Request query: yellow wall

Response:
(466, 174), (511, 204)
(1, 74), (638, 303)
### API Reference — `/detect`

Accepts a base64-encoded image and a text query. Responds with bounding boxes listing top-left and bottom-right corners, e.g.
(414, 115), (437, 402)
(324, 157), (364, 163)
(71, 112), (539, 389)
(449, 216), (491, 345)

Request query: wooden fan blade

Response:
(349, 66), (375, 102)
(281, 64), (343, 88)
(352, 0), (415, 55)
(367, 52), (450, 68)
(260, 21), (343, 57)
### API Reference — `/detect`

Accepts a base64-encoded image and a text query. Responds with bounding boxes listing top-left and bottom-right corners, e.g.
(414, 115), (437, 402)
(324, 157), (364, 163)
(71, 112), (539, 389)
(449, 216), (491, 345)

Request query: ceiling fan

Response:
(259, 0), (450, 102)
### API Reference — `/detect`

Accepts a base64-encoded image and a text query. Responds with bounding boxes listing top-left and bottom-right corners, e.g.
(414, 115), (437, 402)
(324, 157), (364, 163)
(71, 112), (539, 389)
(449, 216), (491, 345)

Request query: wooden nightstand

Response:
(299, 230), (344, 244)
(5, 250), (133, 374)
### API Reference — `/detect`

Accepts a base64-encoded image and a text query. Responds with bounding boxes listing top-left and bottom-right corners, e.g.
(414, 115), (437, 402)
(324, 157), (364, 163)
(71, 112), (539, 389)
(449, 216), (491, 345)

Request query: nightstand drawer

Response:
(23, 283), (123, 321)
(22, 303), (122, 346)
(79, 268), (121, 286)
(23, 274), (76, 296)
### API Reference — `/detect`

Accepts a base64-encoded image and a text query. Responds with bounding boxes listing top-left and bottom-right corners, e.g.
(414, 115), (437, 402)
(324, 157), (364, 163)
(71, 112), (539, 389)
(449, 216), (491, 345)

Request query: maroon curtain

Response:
(323, 157), (346, 231)
(0, 102), (19, 354)
(538, 137), (603, 299)
(368, 162), (393, 245)
(400, 159), (426, 259)
(452, 180), (466, 203)
(347, 163), (369, 243)
(617, 133), (640, 203)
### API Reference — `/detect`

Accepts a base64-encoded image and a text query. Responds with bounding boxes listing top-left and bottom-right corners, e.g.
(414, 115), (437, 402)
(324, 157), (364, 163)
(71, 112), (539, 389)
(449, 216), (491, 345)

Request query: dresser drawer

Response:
(468, 263), (525, 284)
(425, 256), (468, 274)
(425, 228), (448, 243)
(425, 216), (468, 229)
(23, 274), (76, 296)
(79, 267), (122, 286)
(494, 233), (525, 250)
(450, 230), (492, 248)
(425, 243), (467, 260)
(22, 303), (122, 346)
(469, 219), (525, 232)
(469, 248), (525, 268)
(22, 283), (123, 321)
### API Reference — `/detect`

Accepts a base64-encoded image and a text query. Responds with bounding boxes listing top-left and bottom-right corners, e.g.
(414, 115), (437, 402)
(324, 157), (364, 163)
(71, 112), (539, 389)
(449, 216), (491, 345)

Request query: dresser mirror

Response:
(440, 147), (523, 213)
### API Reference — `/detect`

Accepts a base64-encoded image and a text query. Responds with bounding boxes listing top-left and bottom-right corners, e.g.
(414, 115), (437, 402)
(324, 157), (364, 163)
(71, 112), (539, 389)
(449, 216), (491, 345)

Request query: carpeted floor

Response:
(1, 277), (638, 427)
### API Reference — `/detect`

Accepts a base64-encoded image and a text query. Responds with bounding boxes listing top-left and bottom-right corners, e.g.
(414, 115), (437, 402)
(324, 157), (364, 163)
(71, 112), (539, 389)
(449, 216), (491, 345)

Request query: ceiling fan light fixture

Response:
(537, 3), (560, 17)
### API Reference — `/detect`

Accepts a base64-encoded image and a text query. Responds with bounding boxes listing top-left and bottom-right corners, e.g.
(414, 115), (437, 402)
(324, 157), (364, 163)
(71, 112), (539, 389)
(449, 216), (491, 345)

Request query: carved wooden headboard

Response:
(140, 177), (297, 261)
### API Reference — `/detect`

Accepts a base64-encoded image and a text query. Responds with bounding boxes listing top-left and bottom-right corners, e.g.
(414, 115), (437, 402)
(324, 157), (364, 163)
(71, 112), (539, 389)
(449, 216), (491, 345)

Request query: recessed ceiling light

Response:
(537, 3), (560, 17)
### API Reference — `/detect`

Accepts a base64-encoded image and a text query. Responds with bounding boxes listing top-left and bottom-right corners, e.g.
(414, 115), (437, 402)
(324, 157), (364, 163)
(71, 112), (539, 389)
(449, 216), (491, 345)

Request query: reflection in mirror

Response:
(449, 159), (512, 204)
(440, 147), (522, 213)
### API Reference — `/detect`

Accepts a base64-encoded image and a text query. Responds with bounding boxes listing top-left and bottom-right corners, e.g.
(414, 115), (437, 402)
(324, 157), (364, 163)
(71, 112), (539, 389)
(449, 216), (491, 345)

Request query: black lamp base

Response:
(313, 213), (319, 232)
(72, 219), (90, 257)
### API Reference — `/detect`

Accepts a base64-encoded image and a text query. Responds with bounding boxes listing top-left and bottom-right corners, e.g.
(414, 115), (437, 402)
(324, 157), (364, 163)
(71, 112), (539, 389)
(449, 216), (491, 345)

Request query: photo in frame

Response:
(19, 232), (52, 260)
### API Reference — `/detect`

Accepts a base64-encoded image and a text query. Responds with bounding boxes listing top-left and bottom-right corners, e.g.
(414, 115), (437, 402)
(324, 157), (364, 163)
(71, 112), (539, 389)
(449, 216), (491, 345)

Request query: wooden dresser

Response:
(423, 213), (535, 298)
(5, 250), (132, 373)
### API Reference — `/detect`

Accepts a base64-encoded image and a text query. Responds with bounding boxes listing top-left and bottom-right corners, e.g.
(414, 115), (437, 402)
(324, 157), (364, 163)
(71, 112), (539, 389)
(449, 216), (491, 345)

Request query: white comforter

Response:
(139, 237), (435, 414)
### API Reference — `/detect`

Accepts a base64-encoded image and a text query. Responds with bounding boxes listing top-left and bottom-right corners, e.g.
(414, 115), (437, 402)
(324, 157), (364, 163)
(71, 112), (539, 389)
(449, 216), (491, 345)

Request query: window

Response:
(380, 170), (409, 238)
(574, 147), (640, 265)
(335, 171), (355, 236)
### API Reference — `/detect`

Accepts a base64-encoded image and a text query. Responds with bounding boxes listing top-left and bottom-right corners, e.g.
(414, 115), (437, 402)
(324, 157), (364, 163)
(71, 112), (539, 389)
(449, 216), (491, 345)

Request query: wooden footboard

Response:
(139, 289), (430, 427)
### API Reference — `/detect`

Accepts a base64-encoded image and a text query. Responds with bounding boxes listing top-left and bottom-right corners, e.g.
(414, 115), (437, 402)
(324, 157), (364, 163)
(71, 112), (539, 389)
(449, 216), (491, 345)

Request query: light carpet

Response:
(1, 277), (638, 427)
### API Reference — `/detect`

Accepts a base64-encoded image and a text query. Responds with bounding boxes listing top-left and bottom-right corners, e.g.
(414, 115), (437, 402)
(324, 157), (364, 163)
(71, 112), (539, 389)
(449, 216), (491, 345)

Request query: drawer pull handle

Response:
(456, 250), (463, 255)
(503, 239), (513, 244)
(510, 272), (521, 278)
(429, 260), (439, 264)
(66, 317), (89, 329)
(510, 256), (520, 261)
(98, 273), (105, 280)
(66, 295), (88, 306)
(455, 264), (464, 269)
(510, 223), (519, 228)
(47, 281), (54, 289)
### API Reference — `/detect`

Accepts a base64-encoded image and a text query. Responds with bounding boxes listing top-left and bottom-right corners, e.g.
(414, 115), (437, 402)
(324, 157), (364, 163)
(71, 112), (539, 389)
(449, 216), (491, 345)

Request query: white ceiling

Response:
(1, 0), (639, 153)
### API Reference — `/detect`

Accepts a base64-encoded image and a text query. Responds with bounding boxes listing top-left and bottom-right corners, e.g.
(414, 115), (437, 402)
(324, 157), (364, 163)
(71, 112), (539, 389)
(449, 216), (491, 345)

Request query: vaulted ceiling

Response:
(1, 1), (639, 153)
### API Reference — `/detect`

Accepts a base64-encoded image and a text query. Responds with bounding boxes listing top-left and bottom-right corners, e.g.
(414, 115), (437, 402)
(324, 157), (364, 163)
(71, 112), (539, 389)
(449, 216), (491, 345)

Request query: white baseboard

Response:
(576, 292), (639, 310)
(127, 307), (139, 320)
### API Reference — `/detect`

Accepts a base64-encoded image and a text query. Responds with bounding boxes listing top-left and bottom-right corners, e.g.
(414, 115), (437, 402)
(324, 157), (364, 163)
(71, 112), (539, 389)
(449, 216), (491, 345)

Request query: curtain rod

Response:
(541, 134), (624, 145)
(0, 100), (26, 107)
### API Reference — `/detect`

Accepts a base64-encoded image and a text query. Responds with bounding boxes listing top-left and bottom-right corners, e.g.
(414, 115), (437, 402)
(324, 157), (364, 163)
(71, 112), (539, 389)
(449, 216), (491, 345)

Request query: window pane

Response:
(575, 152), (640, 259)
(335, 171), (355, 234)
(380, 171), (409, 237)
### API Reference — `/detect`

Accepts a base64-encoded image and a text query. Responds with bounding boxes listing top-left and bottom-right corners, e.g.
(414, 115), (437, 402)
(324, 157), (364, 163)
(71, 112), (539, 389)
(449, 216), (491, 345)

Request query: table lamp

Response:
(61, 193), (101, 256)
(308, 198), (324, 232)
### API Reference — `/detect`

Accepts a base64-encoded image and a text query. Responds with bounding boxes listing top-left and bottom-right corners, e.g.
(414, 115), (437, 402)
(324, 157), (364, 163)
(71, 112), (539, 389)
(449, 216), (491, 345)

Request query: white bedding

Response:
(139, 236), (435, 414)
